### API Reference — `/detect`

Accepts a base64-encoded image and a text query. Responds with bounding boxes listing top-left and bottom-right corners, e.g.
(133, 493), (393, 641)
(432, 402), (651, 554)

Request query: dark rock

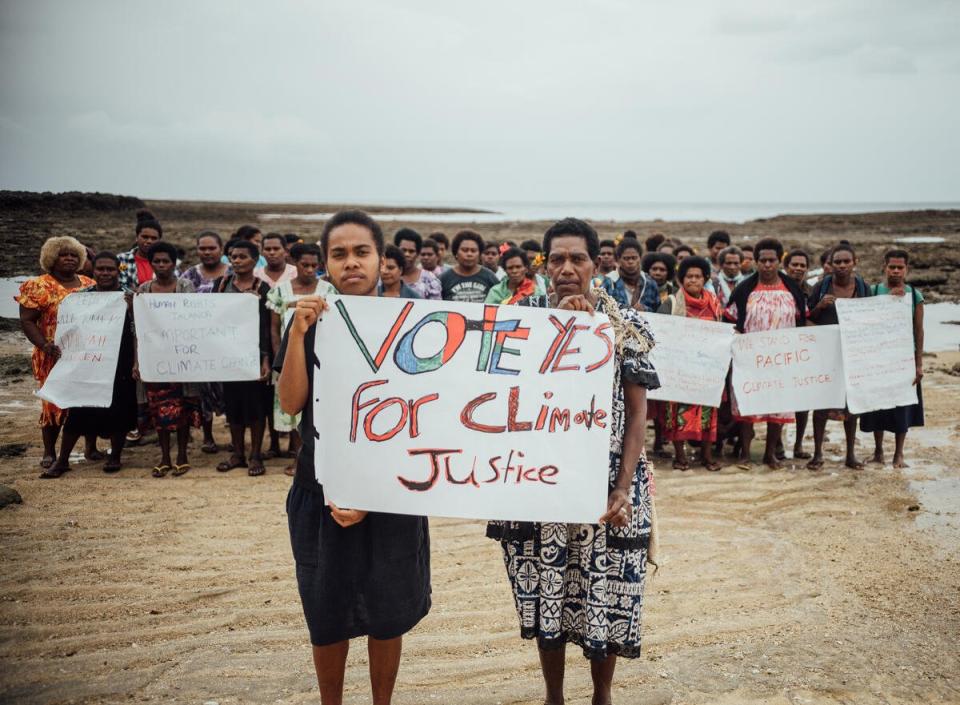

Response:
(0, 354), (31, 379)
(907, 504), (920, 512)
(0, 443), (27, 458)
(0, 485), (22, 508)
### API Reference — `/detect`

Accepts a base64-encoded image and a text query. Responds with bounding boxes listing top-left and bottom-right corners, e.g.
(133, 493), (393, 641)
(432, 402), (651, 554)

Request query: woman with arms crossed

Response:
(276, 211), (431, 705)
(487, 217), (660, 705)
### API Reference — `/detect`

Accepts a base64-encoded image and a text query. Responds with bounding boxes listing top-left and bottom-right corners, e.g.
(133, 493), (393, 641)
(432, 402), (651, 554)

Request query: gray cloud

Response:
(1, 0), (958, 203)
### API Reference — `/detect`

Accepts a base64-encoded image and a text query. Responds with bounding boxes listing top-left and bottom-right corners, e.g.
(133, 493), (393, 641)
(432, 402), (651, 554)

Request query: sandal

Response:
(217, 456), (247, 472)
(806, 458), (825, 471)
(703, 460), (722, 472)
(152, 465), (171, 478)
(171, 463), (191, 477)
(39, 464), (69, 479)
(200, 441), (219, 454)
(672, 459), (689, 471)
(40, 455), (55, 469)
(248, 461), (266, 477)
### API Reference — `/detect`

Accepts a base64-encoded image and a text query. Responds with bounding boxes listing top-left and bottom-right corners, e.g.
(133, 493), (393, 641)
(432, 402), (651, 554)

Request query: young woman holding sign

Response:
(47, 252), (138, 475)
(276, 210), (431, 705)
(486, 217), (660, 705)
(136, 241), (202, 477)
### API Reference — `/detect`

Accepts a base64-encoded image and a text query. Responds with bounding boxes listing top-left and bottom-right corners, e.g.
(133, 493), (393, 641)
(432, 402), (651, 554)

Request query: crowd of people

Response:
(12, 209), (927, 705)
(15, 213), (926, 479)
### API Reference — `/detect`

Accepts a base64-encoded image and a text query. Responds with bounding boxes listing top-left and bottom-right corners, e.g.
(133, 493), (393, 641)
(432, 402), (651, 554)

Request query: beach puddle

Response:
(924, 302), (960, 352)
(905, 466), (960, 552)
(895, 236), (946, 244)
(0, 276), (29, 319)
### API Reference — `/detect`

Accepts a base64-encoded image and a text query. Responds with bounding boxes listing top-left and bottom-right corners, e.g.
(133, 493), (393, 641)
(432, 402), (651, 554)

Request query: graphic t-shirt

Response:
(439, 267), (499, 303)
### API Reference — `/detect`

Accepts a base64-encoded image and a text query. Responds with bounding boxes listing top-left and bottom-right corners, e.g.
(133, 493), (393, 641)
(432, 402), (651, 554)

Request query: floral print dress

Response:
(486, 291), (660, 660)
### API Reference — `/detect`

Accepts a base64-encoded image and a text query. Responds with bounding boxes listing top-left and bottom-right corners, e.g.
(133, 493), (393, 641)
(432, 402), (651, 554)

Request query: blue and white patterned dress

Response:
(486, 291), (660, 661)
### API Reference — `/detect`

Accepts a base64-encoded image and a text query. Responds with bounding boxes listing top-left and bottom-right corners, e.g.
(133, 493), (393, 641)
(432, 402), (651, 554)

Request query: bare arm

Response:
(914, 301), (924, 384)
(600, 381), (647, 527)
(271, 311), (282, 360)
(19, 305), (58, 360)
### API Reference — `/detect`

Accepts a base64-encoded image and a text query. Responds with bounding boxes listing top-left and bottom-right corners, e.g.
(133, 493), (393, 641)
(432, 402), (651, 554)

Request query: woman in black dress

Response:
(213, 239), (273, 476)
(276, 210), (431, 705)
(47, 252), (138, 474)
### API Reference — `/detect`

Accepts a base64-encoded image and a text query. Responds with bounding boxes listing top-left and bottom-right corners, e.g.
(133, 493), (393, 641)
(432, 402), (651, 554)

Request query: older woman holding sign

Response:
(17, 235), (96, 474)
(276, 210), (431, 705)
(487, 217), (660, 705)
(658, 256), (724, 471)
(46, 252), (138, 476)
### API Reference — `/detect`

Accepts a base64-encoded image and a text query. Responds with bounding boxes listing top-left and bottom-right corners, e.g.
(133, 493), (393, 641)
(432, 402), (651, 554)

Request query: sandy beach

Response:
(1, 201), (959, 704)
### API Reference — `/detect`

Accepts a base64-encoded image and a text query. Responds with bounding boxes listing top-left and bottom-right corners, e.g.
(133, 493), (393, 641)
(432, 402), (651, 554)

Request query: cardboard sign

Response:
(313, 296), (616, 523)
(134, 293), (260, 382)
(641, 312), (734, 407)
(37, 291), (127, 408)
(731, 325), (846, 416)
(836, 295), (918, 414)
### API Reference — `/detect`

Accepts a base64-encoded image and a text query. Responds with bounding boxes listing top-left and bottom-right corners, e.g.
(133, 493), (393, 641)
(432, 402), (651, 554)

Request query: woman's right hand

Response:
(42, 342), (61, 361)
(291, 296), (328, 336)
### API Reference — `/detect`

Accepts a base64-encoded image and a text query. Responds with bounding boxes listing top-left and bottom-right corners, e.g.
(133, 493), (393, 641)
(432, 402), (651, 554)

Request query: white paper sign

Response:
(134, 293), (260, 382)
(313, 296), (615, 523)
(731, 325), (846, 416)
(37, 291), (127, 408)
(640, 312), (734, 407)
(836, 295), (918, 414)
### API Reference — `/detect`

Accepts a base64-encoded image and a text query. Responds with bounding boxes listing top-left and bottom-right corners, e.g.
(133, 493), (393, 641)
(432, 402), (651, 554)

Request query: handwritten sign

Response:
(730, 325), (846, 416)
(37, 291), (127, 408)
(313, 296), (615, 523)
(133, 294), (260, 382)
(640, 313), (734, 407)
(836, 295), (918, 414)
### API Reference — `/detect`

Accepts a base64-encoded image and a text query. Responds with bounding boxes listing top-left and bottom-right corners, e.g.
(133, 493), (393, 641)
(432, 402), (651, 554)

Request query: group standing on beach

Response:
(14, 207), (927, 704)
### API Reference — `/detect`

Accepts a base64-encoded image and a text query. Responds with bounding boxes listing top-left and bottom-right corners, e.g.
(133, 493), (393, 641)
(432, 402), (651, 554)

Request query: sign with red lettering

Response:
(37, 291), (127, 408)
(640, 313), (734, 407)
(730, 325), (845, 416)
(313, 296), (615, 523)
(836, 295), (918, 414)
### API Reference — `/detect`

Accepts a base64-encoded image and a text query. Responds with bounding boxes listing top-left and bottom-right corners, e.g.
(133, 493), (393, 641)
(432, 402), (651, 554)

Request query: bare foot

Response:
(845, 456), (865, 470)
(793, 447), (811, 460)
(806, 456), (824, 470)
(763, 455), (783, 470)
(892, 455), (909, 469)
(869, 451), (884, 465)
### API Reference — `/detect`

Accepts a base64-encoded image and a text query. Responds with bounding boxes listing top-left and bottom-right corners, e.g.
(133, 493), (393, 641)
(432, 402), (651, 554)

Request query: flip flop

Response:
(40, 455), (55, 469)
(806, 458), (825, 470)
(171, 463), (191, 477)
(248, 462), (266, 477)
(200, 441), (219, 454)
(217, 456), (247, 472)
(152, 465), (171, 478)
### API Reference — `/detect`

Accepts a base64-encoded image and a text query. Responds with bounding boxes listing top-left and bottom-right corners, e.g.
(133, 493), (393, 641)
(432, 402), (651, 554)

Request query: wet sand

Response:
(0, 328), (958, 703)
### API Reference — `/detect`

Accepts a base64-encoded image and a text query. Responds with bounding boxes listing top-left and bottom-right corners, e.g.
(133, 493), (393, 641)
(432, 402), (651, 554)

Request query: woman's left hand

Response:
(328, 501), (368, 528)
(260, 357), (270, 381)
(599, 488), (631, 527)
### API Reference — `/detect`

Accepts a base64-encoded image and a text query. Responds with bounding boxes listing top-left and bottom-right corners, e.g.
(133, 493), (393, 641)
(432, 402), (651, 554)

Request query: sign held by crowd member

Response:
(731, 325), (846, 416)
(640, 312), (734, 407)
(37, 291), (127, 408)
(313, 296), (615, 523)
(134, 293), (260, 382)
(836, 295), (918, 414)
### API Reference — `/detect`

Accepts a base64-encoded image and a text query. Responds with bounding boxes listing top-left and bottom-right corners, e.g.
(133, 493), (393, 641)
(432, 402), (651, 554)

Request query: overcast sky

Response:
(1, 0), (958, 204)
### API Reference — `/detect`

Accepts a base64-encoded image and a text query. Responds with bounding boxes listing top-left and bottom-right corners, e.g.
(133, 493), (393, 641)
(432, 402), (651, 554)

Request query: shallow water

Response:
(895, 236), (947, 244)
(0, 275), (28, 318)
(924, 302), (960, 352)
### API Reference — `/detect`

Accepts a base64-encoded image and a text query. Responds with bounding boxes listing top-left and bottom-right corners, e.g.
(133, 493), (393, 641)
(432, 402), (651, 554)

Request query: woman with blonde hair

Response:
(16, 236), (96, 475)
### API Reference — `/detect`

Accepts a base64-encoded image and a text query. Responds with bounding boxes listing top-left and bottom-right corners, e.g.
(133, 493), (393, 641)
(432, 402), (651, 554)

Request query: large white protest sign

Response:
(731, 325), (846, 416)
(640, 313), (734, 407)
(313, 296), (615, 523)
(134, 294), (260, 382)
(37, 291), (127, 408)
(836, 295), (918, 414)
